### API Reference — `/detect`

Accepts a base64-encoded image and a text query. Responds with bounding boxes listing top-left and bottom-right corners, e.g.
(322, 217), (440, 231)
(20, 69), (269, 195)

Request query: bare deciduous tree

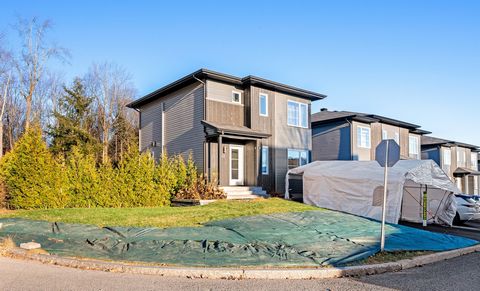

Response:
(86, 62), (135, 163)
(13, 17), (69, 130)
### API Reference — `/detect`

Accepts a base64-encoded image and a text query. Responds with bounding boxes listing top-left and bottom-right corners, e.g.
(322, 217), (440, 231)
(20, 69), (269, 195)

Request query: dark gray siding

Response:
(312, 121), (351, 161)
(139, 82), (205, 170)
(421, 146), (441, 166)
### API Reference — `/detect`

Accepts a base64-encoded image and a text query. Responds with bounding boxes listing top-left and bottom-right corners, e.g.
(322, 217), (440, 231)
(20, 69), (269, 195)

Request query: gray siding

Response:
(312, 121), (351, 161)
(274, 92), (311, 193)
(139, 82), (205, 170)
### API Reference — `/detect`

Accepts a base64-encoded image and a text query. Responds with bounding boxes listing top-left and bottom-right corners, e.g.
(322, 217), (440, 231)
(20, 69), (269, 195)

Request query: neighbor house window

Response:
(259, 93), (268, 116)
(443, 148), (451, 174)
(287, 100), (308, 128)
(261, 146), (269, 174)
(232, 91), (241, 103)
(394, 132), (400, 144)
(382, 130), (388, 140)
(471, 152), (478, 170)
(409, 136), (419, 159)
(288, 149), (309, 169)
(457, 148), (466, 166)
(357, 126), (371, 149)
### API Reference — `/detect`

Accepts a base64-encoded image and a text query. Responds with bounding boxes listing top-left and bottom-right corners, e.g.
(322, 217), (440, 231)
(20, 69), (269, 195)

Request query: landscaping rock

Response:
(0, 222), (3, 229)
(20, 242), (41, 250)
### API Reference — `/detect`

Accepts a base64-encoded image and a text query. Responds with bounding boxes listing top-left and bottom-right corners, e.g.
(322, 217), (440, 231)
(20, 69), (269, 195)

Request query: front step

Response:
(220, 186), (269, 200)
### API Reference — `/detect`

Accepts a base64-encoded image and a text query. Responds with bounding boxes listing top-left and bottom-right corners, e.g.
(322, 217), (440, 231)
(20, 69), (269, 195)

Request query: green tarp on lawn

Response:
(0, 210), (477, 267)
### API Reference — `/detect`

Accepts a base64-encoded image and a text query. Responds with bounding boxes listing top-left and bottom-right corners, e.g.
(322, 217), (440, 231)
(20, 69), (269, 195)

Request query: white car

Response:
(454, 195), (480, 224)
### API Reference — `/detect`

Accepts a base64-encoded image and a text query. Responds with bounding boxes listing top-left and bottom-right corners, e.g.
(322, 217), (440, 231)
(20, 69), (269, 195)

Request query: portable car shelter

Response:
(285, 160), (460, 226)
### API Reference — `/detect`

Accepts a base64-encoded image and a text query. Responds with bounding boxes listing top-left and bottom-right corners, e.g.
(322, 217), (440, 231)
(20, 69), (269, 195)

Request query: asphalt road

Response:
(2, 252), (480, 291)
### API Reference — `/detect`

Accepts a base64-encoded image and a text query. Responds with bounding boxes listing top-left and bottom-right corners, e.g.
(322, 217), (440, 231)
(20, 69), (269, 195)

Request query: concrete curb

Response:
(4, 245), (480, 280)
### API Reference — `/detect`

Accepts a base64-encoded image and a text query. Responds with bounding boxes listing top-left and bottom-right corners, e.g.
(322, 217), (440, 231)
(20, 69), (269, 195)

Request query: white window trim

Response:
(232, 90), (242, 104)
(287, 100), (308, 128)
(443, 148), (452, 166)
(287, 149), (310, 169)
(357, 126), (371, 149)
(409, 136), (419, 155)
(259, 93), (268, 117)
(261, 146), (269, 175)
(382, 130), (388, 140)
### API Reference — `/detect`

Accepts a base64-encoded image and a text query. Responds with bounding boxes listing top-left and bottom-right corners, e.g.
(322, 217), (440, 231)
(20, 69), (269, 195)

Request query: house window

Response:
(382, 130), (388, 140)
(259, 93), (268, 116)
(457, 148), (466, 166)
(471, 152), (478, 170)
(394, 132), (400, 144)
(443, 148), (451, 174)
(357, 126), (371, 149)
(409, 136), (419, 159)
(232, 91), (241, 103)
(287, 100), (308, 128)
(261, 146), (269, 174)
(288, 149), (309, 169)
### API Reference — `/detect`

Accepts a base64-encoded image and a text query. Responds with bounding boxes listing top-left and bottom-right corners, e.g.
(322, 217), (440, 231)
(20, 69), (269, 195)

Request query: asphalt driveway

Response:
(401, 220), (480, 241)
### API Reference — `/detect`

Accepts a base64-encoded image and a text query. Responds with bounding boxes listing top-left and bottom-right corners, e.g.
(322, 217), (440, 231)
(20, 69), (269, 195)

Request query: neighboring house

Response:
(421, 136), (480, 194)
(310, 109), (431, 162)
(127, 69), (326, 194)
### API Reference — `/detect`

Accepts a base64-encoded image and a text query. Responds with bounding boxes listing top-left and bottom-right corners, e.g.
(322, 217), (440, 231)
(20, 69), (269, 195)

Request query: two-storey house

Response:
(421, 136), (480, 194)
(310, 109), (430, 161)
(127, 69), (326, 194)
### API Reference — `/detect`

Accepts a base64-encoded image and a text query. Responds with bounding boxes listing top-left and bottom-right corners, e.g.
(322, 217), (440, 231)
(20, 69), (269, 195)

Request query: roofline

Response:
(421, 136), (479, 150)
(127, 68), (326, 108)
(311, 113), (424, 133)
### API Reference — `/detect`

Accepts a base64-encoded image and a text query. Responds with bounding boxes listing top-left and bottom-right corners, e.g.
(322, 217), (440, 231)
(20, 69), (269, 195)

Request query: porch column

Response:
(218, 135), (222, 186)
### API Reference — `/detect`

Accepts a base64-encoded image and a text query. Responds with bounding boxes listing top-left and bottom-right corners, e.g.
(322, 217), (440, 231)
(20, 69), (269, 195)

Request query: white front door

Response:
(229, 145), (244, 185)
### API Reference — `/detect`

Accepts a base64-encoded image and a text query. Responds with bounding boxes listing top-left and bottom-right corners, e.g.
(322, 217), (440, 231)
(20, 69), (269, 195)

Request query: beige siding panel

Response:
(206, 99), (244, 126)
(370, 122), (382, 160)
(352, 121), (371, 161)
(206, 80), (244, 104)
(399, 128), (409, 158)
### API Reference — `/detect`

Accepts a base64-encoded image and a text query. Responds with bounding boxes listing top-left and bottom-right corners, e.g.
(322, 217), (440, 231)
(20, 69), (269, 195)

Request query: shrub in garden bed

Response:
(0, 127), (224, 209)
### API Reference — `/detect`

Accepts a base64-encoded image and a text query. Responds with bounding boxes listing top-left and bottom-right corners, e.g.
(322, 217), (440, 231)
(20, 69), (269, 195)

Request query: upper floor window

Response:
(471, 152), (478, 170)
(287, 100), (308, 128)
(259, 93), (268, 116)
(232, 91), (241, 104)
(288, 149), (309, 169)
(409, 136), (419, 159)
(357, 126), (371, 149)
(394, 132), (400, 144)
(443, 148), (452, 166)
(457, 148), (466, 166)
(382, 130), (388, 140)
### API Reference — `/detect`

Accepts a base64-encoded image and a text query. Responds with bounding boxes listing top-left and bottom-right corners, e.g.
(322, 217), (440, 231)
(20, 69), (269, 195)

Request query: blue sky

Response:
(1, 0), (479, 145)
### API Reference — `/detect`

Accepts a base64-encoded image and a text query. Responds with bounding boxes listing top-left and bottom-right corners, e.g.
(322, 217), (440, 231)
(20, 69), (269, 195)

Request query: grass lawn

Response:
(0, 198), (319, 228)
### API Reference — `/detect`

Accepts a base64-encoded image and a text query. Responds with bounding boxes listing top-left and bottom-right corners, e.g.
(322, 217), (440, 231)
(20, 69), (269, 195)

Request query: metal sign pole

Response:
(423, 185), (428, 227)
(380, 140), (389, 252)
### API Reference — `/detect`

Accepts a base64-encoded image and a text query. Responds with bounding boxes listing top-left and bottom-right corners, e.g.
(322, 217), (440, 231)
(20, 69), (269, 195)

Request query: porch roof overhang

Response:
(453, 167), (480, 177)
(202, 120), (271, 139)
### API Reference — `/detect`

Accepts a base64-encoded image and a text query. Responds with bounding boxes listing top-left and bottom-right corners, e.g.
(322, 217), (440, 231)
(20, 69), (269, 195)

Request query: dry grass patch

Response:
(0, 237), (16, 255)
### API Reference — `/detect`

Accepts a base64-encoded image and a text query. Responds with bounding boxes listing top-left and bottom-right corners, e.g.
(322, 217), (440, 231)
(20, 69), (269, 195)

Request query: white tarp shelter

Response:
(285, 160), (459, 226)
